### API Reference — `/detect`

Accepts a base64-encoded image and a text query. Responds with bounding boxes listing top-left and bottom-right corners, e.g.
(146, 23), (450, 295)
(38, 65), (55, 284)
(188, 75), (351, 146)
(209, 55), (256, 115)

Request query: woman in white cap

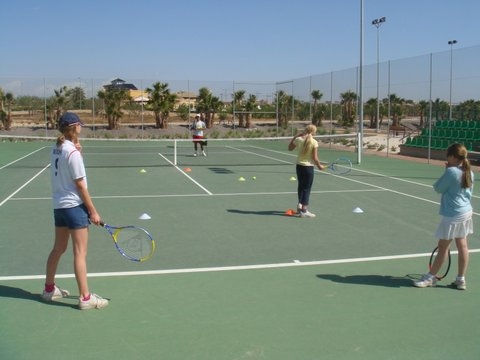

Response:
(41, 112), (108, 310)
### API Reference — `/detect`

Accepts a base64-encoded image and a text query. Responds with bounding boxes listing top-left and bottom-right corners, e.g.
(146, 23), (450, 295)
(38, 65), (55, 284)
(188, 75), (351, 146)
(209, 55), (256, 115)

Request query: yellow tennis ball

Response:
(252, 176), (257, 180)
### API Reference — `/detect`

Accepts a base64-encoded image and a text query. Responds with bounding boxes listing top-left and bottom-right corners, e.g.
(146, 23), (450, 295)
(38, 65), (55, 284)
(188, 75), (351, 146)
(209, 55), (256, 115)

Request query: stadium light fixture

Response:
(448, 40), (457, 121)
(372, 17), (386, 133)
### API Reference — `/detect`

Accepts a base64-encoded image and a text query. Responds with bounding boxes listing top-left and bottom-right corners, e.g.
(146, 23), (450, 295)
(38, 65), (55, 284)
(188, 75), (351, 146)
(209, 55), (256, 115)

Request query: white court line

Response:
(0, 146), (48, 170)
(5, 146), (478, 217)
(257, 144), (480, 200)
(227, 145), (480, 218)
(2, 147), (479, 281)
(2, 249), (479, 281)
(158, 152), (213, 195)
(10, 189), (385, 202)
(226, 145), (293, 165)
(0, 164), (50, 207)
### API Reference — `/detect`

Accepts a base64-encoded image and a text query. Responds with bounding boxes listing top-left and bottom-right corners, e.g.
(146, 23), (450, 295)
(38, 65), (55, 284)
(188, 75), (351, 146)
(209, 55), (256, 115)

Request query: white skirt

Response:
(435, 211), (474, 240)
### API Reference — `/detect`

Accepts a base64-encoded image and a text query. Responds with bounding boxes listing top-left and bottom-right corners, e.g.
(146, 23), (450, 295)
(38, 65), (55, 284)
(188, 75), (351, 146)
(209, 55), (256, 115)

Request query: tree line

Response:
(2, 83), (480, 131)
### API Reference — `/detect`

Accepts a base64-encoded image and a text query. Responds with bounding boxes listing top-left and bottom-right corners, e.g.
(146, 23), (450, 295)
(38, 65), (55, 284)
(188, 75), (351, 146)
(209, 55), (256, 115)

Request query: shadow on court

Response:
(316, 274), (415, 288)
(0, 285), (78, 309)
(227, 209), (292, 217)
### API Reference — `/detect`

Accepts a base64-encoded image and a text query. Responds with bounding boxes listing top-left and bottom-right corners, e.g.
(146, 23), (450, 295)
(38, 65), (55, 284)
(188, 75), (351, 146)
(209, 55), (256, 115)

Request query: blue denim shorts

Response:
(54, 204), (89, 229)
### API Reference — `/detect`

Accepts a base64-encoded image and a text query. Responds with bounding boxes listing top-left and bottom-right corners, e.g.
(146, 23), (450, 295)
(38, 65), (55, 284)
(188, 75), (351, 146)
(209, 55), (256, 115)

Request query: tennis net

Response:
(169, 134), (359, 167)
(0, 133), (359, 169)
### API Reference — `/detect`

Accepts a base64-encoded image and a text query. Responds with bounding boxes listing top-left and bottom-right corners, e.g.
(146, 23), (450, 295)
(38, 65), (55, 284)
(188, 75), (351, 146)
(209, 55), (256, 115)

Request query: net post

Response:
(356, 131), (361, 164)
(174, 139), (177, 165)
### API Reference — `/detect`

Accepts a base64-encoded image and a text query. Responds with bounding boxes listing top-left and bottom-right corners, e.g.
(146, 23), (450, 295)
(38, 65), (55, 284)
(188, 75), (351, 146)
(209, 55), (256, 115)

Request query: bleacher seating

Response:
(402, 119), (480, 152)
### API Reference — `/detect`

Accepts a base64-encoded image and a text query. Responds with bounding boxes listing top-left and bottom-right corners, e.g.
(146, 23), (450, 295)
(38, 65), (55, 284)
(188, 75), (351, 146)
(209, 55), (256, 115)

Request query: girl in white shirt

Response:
(42, 112), (108, 310)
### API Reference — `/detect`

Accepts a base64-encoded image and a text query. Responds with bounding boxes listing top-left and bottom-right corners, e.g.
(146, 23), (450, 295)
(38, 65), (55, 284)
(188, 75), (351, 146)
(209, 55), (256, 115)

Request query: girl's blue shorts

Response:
(54, 204), (89, 229)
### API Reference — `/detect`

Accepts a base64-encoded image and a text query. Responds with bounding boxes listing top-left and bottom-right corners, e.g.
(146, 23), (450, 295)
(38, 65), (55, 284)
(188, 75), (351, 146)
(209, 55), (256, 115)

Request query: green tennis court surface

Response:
(1, 138), (479, 359)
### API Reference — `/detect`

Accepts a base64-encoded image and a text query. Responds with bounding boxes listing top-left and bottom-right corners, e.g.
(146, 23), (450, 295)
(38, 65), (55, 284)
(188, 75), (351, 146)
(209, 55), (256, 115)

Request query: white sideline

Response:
(2, 249), (479, 281)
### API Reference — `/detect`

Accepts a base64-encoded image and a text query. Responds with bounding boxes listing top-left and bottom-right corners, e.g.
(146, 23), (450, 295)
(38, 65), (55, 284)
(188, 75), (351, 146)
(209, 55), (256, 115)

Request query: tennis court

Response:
(1, 135), (479, 360)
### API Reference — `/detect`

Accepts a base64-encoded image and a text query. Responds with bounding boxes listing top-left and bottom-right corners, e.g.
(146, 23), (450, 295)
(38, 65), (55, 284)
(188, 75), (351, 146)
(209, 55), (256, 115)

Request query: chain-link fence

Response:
(1, 45), (479, 161)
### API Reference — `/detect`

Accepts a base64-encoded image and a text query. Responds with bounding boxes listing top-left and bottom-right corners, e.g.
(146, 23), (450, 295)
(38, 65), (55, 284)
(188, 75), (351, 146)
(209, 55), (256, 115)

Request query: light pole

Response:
(448, 40), (457, 121)
(372, 16), (386, 133)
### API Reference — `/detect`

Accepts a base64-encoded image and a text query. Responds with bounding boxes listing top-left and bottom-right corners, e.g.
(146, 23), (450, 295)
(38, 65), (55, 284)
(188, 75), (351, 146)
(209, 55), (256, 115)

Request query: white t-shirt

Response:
(192, 120), (206, 137)
(50, 140), (87, 209)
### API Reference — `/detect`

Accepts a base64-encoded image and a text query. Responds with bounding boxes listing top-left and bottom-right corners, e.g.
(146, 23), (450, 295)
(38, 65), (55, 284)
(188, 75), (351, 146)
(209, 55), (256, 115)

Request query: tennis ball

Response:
(252, 176), (257, 180)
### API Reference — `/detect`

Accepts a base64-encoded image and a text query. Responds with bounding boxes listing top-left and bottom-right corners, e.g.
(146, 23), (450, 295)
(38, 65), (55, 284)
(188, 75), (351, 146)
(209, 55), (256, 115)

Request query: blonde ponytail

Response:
(447, 143), (472, 189)
(300, 125), (317, 156)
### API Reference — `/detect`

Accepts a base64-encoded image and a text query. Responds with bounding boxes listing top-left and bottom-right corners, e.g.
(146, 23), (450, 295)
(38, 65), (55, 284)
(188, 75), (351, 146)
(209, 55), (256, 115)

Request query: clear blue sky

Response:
(1, 0), (479, 82)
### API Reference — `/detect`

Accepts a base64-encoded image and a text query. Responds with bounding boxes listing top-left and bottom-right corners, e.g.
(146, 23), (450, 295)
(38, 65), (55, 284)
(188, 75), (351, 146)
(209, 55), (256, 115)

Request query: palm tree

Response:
(233, 90), (246, 127)
(311, 90), (323, 125)
(97, 87), (131, 129)
(365, 98), (377, 128)
(417, 100), (429, 128)
(340, 90), (357, 126)
(244, 94), (257, 128)
(67, 86), (86, 110)
(389, 94), (406, 128)
(176, 104), (190, 122)
(47, 86), (70, 128)
(456, 99), (480, 121)
(196, 87), (221, 128)
(3, 92), (15, 130)
(145, 82), (176, 129)
(276, 90), (292, 128)
(433, 98), (449, 122)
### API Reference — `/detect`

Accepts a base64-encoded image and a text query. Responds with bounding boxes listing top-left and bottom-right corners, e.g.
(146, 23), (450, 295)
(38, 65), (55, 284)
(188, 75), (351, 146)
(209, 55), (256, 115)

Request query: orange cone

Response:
(284, 209), (296, 216)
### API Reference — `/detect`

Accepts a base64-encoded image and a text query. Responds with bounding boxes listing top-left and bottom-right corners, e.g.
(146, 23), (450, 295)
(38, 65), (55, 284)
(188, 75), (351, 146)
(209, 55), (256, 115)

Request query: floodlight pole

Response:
(372, 16), (386, 133)
(358, 0), (364, 165)
(448, 40), (457, 121)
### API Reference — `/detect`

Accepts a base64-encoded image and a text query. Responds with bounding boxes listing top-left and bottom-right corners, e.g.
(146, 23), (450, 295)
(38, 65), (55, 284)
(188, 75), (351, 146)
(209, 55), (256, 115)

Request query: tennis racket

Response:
(100, 222), (155, 262)
(429, 246), (451, 280)
(324, 157), (352, 175)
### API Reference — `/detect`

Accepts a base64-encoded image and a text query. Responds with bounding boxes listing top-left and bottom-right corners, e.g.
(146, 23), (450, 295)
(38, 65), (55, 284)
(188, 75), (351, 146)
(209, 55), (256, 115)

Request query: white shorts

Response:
(435, 211), (473, 240)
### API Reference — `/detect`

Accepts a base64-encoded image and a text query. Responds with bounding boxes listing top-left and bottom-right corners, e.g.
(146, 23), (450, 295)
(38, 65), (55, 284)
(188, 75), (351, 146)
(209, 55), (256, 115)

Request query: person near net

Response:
(288, 124), (325, 218)
(41, 112), (109, 310)
(413, 143), (474, 290)
(191, 113), (207, 156)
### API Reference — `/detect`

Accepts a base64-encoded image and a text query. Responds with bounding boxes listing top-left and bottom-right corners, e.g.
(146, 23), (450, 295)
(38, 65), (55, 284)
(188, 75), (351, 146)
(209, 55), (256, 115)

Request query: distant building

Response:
(103, 78), (146, 103)
(103, 78), (138, 91)
(102, 78), (198, 108)
(175, 91), (197, 109)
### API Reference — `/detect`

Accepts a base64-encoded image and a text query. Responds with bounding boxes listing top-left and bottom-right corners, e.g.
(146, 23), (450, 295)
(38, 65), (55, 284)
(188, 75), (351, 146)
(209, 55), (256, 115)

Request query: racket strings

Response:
(329, 158), (352, 175)
(113, 228), (154, 261)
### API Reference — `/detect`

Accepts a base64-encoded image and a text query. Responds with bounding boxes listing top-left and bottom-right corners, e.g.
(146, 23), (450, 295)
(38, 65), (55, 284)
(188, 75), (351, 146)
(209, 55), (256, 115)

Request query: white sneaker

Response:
(79, 293), (109, 310)
(202, 150), (206, 156)
(413, 274), (437, 288)
(41, 286), (70, 301)
(451, 279), (467, 290)
(297, 203), (302, 214)
(300, 210), (316, 218)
